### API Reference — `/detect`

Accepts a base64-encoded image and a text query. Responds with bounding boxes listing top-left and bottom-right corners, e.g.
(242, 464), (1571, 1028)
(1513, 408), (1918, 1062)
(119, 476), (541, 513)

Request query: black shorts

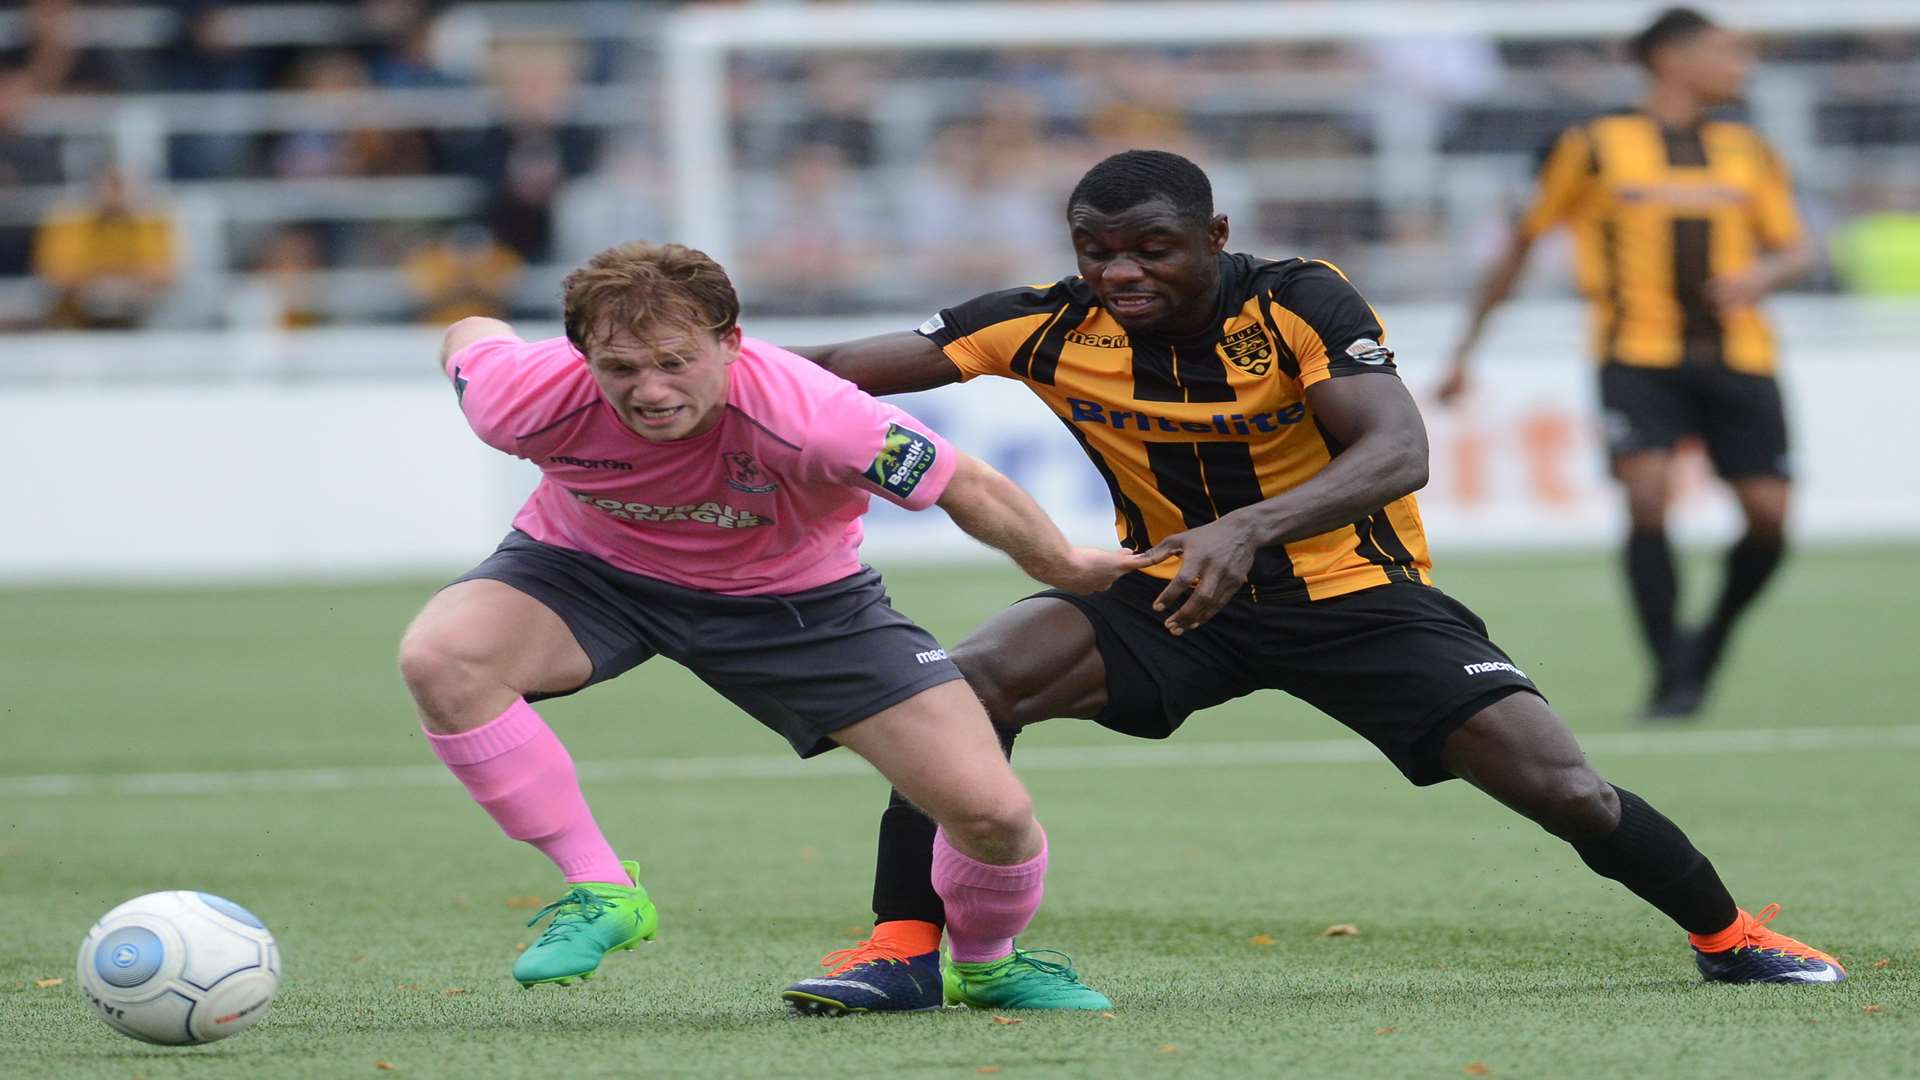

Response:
(1031, 574), (1542, 786)
(1598, 362), (1791, 480)
(450, 531), (965, 758)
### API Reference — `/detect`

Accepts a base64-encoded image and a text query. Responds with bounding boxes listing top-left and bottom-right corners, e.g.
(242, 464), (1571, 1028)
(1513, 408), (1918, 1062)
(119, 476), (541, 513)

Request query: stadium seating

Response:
(0, 1), (1915, 329)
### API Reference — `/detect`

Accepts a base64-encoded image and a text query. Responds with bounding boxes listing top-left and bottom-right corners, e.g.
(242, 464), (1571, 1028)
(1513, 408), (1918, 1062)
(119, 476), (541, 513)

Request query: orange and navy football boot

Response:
(1691, 904), (1846, 984)
(781, 923), (944, 1015)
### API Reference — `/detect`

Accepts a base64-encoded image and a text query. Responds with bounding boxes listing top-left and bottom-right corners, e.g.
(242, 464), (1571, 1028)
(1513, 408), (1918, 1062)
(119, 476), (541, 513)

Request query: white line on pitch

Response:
(4, 724), (1918, 799)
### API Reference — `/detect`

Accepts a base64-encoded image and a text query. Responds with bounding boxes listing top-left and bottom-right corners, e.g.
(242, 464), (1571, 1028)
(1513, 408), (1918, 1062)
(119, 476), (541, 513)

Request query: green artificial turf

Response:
(2, 547), (1915, 1078)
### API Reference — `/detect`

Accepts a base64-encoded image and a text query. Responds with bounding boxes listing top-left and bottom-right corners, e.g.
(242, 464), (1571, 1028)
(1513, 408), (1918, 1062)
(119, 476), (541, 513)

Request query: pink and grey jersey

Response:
(445, 334), (959, 595)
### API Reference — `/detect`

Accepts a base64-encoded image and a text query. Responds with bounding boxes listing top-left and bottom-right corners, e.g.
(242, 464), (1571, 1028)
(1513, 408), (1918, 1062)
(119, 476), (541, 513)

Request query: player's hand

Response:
(1141, 518), (1259, 635)
(1037, 546), (1166, 594)
(1434, 361), (1472, 406)
(1706, 270), (1769, 312)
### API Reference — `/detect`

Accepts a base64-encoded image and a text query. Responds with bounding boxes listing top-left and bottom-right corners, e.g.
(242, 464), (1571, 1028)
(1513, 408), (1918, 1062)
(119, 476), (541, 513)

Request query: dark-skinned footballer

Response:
(775, 149), (1844, 1016)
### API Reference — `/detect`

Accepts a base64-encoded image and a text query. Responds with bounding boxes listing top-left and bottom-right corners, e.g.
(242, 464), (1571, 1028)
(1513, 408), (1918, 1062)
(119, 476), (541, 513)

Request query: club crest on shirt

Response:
(722, 450), (778, 494)
(1218, 324), (1273, 376)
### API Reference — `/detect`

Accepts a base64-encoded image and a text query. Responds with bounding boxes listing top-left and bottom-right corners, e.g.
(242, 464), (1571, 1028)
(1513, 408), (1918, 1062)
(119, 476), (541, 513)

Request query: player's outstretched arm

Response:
(789, 332), (963, 396)
(438, 316), (519, 369)
(1438, 231), (1536, 404)
(936, 452), (1158, 593)
(1143, 374), (1428, 634)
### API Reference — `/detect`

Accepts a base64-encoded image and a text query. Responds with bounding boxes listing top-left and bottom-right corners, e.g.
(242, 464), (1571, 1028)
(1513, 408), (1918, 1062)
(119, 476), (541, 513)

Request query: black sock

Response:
(1571, 785), (1737, 935)
(994, 723), (1019, 758)
(1624, 529), (1679, 662)
(1696, 532), (1786, 676)
(871, 789), (944, 926)
(872, 724), (1021, 928)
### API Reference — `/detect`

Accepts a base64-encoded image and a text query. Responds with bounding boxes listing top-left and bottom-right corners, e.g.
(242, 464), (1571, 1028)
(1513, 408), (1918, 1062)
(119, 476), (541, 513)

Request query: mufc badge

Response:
(722, 450), (778, 494)
(1218, 323), (1274, 376)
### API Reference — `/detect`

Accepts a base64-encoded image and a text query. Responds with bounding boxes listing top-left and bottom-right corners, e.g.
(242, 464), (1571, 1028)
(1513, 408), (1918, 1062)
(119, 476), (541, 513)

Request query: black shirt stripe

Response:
(1662, 126), (1709, 167)
(1657, 124), (1724, 366)
(1058, 418), (1149, 551)
(1144, 439), (1304, 595)
(1600, 217), (1623, 361)
(933, 282), (1090, 350)
(1027, 304), (1092, 386)
(1349, 514), (1395, 571)
(1193, 440), (1265, 512)
(1143, 441), (1216, 528)
(1254, 293), (1303, 380)
(1131, 338), (1186, 403)
(1671, 217), (1723, 365)
(1009, 304), (1070, 380)
(1363, 509), (1422, 584)
(1198, 440), (1302, 593)
(1169, 340), (1237, 403)
(1311, 417), (1402, 581)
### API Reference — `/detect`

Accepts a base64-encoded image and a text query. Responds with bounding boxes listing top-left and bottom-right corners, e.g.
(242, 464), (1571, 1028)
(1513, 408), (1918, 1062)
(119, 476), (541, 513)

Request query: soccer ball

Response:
(75, 890), (281, 1045)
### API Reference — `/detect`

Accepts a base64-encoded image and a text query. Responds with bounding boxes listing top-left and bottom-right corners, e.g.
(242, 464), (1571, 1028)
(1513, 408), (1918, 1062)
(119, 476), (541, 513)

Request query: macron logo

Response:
(551, 455), (633, 471)
(915, 649), (949, 665)
(1463, 661), (1528, 679)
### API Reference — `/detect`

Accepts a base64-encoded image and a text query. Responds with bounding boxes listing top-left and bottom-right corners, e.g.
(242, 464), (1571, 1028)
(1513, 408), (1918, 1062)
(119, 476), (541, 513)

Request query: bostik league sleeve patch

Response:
(862, 423), (938, 499)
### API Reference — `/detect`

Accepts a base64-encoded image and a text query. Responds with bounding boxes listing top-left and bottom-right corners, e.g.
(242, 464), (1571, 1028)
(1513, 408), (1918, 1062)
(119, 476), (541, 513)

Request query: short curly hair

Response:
(562, 241), (740, 353)
(1066, 149), (1214, 228)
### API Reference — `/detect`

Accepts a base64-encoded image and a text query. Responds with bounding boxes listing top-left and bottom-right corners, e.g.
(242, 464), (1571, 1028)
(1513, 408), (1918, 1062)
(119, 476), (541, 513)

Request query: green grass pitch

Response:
(2, 547), (1916, 1079)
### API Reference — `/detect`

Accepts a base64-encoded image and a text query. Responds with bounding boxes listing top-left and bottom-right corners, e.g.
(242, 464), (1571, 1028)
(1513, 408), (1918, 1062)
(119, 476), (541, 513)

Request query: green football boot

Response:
(943, 947), (1112, 1010)
(512, 860), (658, 987)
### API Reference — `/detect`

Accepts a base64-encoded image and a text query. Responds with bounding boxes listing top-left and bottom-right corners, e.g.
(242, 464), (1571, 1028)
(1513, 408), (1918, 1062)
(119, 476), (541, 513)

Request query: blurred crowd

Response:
(1, 0), (611, 327)
(2, 0), (1918, 330)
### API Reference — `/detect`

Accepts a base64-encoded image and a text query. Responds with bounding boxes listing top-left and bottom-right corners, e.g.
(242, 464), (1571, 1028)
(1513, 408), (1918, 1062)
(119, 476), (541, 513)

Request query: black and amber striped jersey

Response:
(1524, 111), (1802, 374)
(918, 253), (1431, 603)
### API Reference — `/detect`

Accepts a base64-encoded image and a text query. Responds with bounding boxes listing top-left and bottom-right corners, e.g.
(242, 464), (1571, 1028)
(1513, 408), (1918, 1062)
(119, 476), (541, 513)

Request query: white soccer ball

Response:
(75, 890), (281, 1045)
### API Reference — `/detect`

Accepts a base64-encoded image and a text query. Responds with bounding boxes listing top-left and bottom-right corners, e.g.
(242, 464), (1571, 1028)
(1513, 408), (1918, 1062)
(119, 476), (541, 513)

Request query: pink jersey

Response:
(445, 334), (959, 595)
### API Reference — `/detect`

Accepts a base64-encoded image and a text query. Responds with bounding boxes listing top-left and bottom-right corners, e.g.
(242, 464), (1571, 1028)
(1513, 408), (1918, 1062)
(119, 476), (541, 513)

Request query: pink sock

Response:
(931, 827), (1048, 963)
(424, 698), (628, 885)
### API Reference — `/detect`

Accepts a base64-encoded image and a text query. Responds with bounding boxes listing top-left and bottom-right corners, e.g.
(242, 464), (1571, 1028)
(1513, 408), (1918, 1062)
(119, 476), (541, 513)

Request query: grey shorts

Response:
(450, 531), (966, 758)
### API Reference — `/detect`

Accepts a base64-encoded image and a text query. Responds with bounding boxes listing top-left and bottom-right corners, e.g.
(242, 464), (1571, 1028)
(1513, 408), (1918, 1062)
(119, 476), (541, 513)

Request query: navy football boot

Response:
(782, 935), (944, 1015)
(1692, 904), (1846, 984)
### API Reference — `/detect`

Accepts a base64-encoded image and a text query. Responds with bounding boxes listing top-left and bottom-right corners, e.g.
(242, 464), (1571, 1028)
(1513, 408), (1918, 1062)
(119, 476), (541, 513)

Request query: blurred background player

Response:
(403, 223), (524, 325)
(1439, 8), (1813, 721)
(398, 241), (1146, 1000)
(31, 164), (178, 329)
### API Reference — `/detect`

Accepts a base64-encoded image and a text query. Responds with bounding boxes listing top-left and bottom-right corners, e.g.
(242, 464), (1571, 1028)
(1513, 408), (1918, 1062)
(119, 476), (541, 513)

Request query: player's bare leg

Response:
(1613, 449), (1687, 718)
(829, 680), (1043, 867)
(954, 599), (1112, 729)
(401, 580), (592, 733)
(871, 599), (1099, 935)
(1440, 692), (1622, 840)
(1441, 691), (1843, 982)
(784, 606), (1112, 1014)
(399, 581), (656, 986)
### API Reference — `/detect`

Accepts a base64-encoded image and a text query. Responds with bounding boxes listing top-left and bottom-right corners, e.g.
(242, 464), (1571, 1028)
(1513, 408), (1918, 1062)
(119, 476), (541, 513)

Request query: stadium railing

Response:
(1, 0), (1917, 329)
